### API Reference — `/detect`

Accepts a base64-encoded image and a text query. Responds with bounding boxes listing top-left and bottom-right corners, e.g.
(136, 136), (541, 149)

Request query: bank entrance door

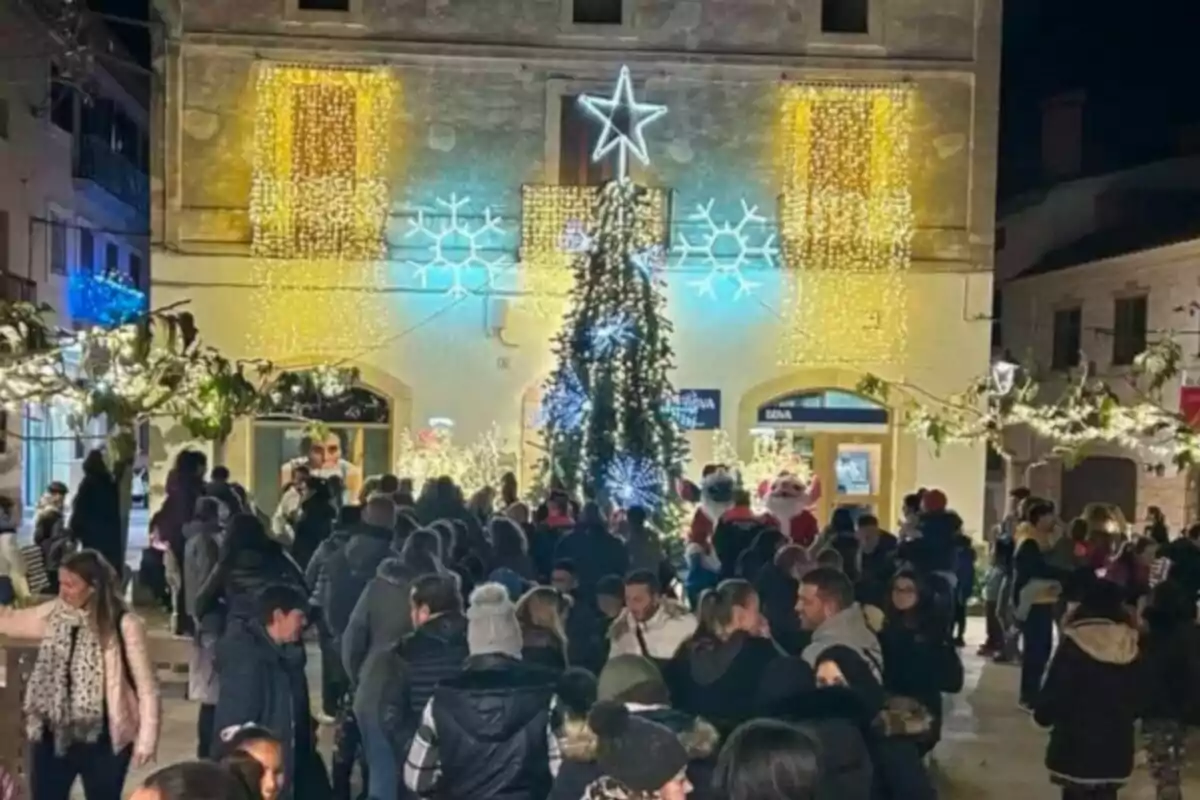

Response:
(755, 390), (894, 530)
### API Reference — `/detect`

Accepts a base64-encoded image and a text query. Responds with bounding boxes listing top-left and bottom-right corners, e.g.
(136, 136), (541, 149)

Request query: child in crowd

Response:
(219, 724), (285, 800)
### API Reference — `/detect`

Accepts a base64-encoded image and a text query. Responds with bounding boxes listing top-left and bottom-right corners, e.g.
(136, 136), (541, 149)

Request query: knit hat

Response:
(466, 583), (523, 658)
(487, 567), (530, 602)
(588, 701), (688, 792)
(597, 655), (669, 705)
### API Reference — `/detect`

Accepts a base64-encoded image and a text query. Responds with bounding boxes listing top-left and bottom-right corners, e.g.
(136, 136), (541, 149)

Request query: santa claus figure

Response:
(761, 473), (822, 550)
(679, 465), (736, 548)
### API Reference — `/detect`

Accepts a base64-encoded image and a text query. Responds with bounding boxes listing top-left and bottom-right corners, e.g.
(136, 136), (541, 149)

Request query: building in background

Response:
(0, 0), (150, 516)
(149, 0), (1001, 534)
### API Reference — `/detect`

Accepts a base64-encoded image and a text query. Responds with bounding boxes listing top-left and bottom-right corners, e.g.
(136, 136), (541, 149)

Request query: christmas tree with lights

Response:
(540, 67), (688, 512)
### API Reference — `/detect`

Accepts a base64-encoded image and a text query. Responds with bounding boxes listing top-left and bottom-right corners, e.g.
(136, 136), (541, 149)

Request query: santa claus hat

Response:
(922, 489), (948, 513)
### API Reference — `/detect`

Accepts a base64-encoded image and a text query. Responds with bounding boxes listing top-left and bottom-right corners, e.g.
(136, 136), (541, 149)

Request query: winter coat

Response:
(158, 471), (206, 556)
(304, 529), (352, 600)
(193, 545), (308, 624)
(1161, 538), (1200, 602)
(1141, 621), (1200, 724)
(0, 601), (160, 758)
(554, 527), (629, 600)
(564, 597), (611, 676)
(530, 516), (574, 583)
(608, 599), (697, 663)
(319, 523), (396, 641)
(182, 519), (223, 634)
(877, 620), (963, 747)
(521, 625), (567, 674)
(368, 611), (470, 761)
(1034, 616), (1142, 786)
(213, 616), (313, 800)
(427, 653), (557, 800)
(550, 705), (720, 800)
(712, 508), (768, 581)
(683, 543), (720, 609)
(802, 604), (885, 683)
(291, 498), (336, 570)
(69, 472), (124, 572)
(668, 631), (794, 738)
(775, 686), (874, 800)
(755, 560), (809, 655)
(858, 533), (899, 609)
(898, 510), (961, 576)
(342, 554), (425, 686)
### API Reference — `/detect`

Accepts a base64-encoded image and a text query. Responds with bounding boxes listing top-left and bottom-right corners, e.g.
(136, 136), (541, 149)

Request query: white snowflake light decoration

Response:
(590, 313), (636, 356)
(606, 453), (663, 509)
(406, 194), (511, 297)
(674, 199), (779, 299)
(631, 244), (667, 281)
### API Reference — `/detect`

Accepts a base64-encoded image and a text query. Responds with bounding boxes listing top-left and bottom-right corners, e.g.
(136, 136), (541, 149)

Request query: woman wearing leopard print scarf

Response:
(0, 549), (160, 800)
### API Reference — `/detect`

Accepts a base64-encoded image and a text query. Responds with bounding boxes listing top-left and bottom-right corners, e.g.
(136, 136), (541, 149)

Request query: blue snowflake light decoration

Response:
(673, 199), (779, 299)
(405, 194), (511, 297)
(590, 313), (635, 356)
(606, 454), (663, 510)
(541, 369), (591, 431)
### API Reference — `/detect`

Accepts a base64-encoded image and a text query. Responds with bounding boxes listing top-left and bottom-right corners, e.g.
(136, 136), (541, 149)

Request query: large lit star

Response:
(578, 65), (668, 180)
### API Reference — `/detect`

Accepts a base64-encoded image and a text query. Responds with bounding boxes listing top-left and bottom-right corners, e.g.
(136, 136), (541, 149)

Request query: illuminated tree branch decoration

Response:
(856, 335), (1200, 472)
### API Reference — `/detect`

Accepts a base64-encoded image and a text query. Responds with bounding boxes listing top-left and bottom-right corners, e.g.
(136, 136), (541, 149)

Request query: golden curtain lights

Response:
(519, 184), (669, 322)
(249, 65), (397, 357)
(777, 84), (914, 366)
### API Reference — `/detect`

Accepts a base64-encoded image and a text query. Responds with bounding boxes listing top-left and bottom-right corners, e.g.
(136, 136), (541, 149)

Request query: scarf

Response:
(24, 602), (106, 754)
(583, 776), (660, 800)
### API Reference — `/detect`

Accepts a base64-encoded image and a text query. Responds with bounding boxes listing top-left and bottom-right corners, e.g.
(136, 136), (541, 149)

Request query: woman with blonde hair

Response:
(0, 549), (159, 800)
(516, 585), (570, 672)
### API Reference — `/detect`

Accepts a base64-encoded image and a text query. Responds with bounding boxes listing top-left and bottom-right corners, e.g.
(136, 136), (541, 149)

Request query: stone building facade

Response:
(149, 0), (1001, 533)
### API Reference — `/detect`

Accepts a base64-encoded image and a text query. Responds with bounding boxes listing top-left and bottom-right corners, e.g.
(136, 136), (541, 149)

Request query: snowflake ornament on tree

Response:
(541, 368), (591, 432)
(674, 199), (778, 299)
(406, 194), (511, 297)
(606, 454), (664, 510)
(590, 313), (636, 356)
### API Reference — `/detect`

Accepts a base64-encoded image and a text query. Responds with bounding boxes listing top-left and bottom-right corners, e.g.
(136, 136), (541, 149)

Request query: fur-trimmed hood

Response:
(1063, 618), (1139, 665)
(559, 704), (720, 763)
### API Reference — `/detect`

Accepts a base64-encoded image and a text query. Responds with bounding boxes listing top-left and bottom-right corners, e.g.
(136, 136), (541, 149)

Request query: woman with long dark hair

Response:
(0, 550), (160, 800)
(291, 478), (336, 571)
(194, 514), (308, 625)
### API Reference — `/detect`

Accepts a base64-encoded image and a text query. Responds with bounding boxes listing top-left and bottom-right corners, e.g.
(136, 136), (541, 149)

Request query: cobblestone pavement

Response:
(108, 620), (1200, 797)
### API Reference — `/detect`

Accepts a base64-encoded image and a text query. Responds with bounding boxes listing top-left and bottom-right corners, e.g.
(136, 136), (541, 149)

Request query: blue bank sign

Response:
(673, 389), (721, 430)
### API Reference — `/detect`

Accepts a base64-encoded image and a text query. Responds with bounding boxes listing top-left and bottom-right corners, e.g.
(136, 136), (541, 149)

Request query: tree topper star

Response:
(578, 65), (668, 180)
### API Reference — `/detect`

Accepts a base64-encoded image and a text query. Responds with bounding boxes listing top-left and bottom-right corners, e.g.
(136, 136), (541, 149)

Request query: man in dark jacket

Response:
(206, 466), (247, 518)
(1161, 523), (1200, 603)
(712, 490), (768, 581)
(530, 494), (575, 583)
(554, 503), (629, 603)
(322, 496), (400, 643)
(213, 584), (328, 800)
(404, 583), (558, 800)
(364, 574), (468, 800)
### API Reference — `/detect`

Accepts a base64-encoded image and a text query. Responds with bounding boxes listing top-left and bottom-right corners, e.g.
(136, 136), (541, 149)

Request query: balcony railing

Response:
(0, 273), (37, 304)
(74, 135), (149, 216)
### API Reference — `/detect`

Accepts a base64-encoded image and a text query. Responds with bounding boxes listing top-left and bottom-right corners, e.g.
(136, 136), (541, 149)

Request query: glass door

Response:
(829, 436), (891, 529)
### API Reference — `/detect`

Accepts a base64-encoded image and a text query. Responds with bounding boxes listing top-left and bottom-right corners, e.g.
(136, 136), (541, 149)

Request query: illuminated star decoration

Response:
(541, 368), (591, 431)
(578, 65), (668, 180)
(406, 194), (511, 297)
(605, 453), (664, 510)
(674, 199), (779, 299)
(667, 391), (702, 431)
(590, 313), (636, 356)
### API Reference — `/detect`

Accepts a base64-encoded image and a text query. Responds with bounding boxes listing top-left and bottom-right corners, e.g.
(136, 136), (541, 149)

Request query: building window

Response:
(573, 0), (622, 24)
(1112, 295), (1148, 366)
(1051, 307), (1082, 370)
(105, 242), (119, 277)
(128, 252), (142, 287)
(50, 216), (68, 275)
(0, 97), (9, 140)
(298, 0), (350, 9)
(821, 0), (869, 33)
(49, 66), (75, 133)
(559, 94), (616, 186)
(79, 228), (95, 272)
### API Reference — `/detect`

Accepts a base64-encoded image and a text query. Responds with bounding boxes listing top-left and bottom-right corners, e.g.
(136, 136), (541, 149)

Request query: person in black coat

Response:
(517, 586), (570, 674)
(855, 514), (898, 610)
(1160, 523), (1200, 603)
(291, 477), (337, 570)
(818, 508), (862, 583)
(69, 450), (124, 577)
(714, 718), (828, 800)
(195, 513), (309, 625)
(668, 580), (795, 739)
(1034, 579), (1142, 800)
(734, 529), (786, 584)
(877, 569), (964, 754)
(754, 545), (812, 656)
(712, 491), (768, 581)
(490, 517), (538, 581)
(1141, 578), (1200, 800)
(554, 503), (629, 602)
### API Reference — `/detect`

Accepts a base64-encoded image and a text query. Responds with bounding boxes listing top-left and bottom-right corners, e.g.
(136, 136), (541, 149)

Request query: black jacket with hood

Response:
(773, 685), (874, 800)
(1034, 615), (1142, 786)
(550, 705), (720, 800)
(194, 545), (309, 624)
(320, 523), (396, 640)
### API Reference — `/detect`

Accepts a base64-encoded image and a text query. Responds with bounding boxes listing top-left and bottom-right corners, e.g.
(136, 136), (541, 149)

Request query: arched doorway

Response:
(752, 389), (895, 528)
(251, 383), (393, 511)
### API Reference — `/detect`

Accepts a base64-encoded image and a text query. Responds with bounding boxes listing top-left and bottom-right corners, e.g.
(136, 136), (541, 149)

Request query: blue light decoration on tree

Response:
(540, 368), (590, 431)
(606, 454), (664, 510)
(67, 272), (147, 325)
(540, 66), (687, 514)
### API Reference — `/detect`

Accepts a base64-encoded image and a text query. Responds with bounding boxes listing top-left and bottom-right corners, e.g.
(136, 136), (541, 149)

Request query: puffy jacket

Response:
(668, 631), (792, 738)
(182, 520), (223, 634)
(342, 554), (427, 685)
(429, 654), (556, 800)
(320, 524), (396, 640)
(194, 546), (308, 624)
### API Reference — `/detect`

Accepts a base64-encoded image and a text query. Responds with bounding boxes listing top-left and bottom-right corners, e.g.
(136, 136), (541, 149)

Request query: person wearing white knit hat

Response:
(404, 583), (561, 800)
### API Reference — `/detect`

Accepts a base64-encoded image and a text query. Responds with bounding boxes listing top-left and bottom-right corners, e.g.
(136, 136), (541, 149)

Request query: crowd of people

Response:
(3, 451), (1200, 800)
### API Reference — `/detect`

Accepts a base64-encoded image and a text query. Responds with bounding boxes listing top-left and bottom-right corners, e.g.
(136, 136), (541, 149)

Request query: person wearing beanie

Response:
(552, 657), (719, 800)
(404, 583), (560, 800)
(582, 702), (693, 800)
